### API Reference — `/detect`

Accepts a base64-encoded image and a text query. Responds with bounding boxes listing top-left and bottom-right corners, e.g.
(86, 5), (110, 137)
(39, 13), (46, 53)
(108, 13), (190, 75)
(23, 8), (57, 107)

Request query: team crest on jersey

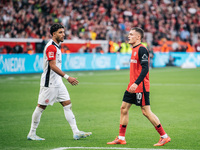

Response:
(45, 99), (49, 104)
(49, 52), (54, 58)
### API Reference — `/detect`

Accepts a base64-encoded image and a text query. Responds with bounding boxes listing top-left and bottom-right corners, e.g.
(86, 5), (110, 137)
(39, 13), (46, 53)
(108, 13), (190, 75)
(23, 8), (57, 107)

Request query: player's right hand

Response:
(128, 83), (138, 93)
(67, 77), (79, 86)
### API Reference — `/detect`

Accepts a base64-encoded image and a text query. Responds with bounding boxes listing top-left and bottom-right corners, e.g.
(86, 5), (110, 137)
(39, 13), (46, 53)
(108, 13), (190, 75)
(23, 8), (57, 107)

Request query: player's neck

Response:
(52, 38), (60, 45)
(132, 41), (141, 47)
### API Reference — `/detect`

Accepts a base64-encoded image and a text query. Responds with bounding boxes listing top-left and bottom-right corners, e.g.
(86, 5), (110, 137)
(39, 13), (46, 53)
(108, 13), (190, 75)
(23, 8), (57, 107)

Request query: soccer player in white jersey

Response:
(27, 23), (92, 141)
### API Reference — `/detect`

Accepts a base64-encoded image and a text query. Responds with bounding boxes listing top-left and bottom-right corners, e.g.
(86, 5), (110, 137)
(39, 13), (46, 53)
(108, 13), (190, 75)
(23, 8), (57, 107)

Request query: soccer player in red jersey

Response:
(107, 27), (171, 146)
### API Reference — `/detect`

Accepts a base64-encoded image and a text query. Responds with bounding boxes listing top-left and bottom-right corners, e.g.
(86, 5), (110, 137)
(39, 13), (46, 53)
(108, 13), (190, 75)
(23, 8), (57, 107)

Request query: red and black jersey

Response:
(126, 43), (150, 93)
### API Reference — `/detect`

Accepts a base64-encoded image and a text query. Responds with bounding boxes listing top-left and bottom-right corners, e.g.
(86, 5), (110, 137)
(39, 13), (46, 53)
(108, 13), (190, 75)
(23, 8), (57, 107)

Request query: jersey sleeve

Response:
(135, 46), (149, 85)
(46, 45), (57, 60)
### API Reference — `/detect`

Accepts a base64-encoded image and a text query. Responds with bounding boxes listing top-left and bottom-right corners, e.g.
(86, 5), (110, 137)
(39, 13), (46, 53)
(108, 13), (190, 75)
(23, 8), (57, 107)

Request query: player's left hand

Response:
(128, 83), (138, 93)
(67, 77), (79, 86)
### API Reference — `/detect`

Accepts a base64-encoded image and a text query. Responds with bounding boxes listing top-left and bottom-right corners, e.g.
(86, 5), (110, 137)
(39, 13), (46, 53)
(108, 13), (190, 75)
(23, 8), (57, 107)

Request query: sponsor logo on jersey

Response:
(130, 59), (137, 63)
(49, 52), (54, 58)
(142, 54), (148, 61)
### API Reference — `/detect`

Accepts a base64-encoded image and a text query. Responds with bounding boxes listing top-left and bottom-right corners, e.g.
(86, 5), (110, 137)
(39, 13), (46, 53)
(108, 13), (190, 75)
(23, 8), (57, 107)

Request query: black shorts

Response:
(122, 90), (150, 106)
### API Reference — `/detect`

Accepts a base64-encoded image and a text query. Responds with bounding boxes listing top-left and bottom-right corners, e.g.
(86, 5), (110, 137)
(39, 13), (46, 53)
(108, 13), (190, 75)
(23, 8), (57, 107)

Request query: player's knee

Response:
(142, 109), (150, 117)
(60, 100), (71, 107)
(142, 111), (147, 117)
(142, 110), (153, 118)
(37, 104), (47, 110)
(120, 106), (128, 115)
(63, 103), (72, 110)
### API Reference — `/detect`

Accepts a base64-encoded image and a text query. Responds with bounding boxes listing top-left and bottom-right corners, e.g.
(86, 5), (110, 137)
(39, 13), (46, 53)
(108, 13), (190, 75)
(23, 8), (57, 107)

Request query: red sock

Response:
(155, 124), (166, 136)
(119, 124), (127, 137)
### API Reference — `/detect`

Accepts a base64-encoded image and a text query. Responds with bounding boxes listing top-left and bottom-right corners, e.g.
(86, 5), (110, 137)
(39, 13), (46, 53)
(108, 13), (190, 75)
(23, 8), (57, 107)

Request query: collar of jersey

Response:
(52, 40), (61, 49)
(132, 43), (141, 48)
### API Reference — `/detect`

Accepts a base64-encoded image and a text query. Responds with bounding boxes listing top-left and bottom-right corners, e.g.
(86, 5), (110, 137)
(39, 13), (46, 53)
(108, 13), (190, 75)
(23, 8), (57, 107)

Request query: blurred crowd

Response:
(0, 0), (200, 53)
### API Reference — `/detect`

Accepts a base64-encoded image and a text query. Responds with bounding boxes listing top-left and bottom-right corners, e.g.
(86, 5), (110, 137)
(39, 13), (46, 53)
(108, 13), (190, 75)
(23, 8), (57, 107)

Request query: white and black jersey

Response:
(40, 39), (63, 87)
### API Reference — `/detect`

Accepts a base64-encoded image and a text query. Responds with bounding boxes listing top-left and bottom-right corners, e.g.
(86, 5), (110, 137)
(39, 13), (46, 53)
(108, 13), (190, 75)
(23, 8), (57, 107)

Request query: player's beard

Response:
(56, 36), (64, 43)
(60, 37), (64, 42)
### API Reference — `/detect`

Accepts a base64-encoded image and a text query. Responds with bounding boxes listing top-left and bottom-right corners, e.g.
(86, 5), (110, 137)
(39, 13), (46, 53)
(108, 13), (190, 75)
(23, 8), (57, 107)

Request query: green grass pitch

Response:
(0, 67), (200, 150)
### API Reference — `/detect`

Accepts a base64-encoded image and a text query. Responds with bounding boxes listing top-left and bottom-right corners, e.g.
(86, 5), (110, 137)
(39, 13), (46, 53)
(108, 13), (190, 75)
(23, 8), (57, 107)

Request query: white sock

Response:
(161, 134), (168, 138)
(28, 106), (44, 136)
(63, 104), (79, 134)
(118, 136), (125, 140)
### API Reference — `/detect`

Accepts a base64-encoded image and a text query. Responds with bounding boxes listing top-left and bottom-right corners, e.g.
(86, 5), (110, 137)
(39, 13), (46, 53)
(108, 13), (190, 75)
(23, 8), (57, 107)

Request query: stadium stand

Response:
(0, 0), (200, 53)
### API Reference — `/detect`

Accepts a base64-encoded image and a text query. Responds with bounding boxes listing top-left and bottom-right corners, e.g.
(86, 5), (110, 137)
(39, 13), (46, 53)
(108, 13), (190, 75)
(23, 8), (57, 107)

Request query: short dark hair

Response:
(131, 27), (144, 40)
(50, 23), (64, 36)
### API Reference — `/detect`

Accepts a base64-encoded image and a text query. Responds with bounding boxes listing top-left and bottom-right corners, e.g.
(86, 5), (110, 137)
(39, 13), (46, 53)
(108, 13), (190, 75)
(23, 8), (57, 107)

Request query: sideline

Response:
(51, 147), (186, 150)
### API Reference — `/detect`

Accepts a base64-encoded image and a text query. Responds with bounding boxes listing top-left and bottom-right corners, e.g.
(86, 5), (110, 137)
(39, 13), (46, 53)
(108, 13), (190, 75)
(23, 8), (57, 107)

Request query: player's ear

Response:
(137, 34), (140, 40)
(138, 33), (142, 40)
(52, 31), (56, 36)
